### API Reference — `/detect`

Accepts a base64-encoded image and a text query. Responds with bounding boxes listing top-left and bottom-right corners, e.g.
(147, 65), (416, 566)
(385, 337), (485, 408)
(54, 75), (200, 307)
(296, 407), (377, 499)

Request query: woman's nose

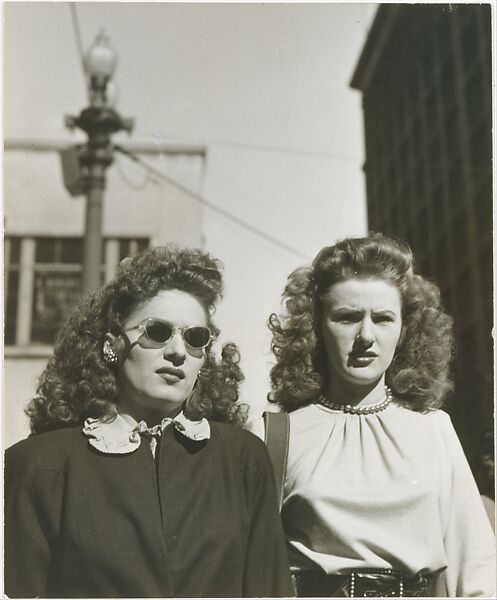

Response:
(356, 318), (374, 346)
(163, 332), (187, 364)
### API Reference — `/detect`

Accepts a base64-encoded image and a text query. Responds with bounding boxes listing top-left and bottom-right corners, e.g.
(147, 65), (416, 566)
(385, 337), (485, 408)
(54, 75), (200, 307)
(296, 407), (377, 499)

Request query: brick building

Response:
(351, 4), (493, 467)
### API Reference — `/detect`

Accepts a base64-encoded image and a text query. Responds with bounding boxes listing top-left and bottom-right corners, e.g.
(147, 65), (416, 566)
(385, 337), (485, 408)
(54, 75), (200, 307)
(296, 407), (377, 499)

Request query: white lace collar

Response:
(83, 410), (210, 455)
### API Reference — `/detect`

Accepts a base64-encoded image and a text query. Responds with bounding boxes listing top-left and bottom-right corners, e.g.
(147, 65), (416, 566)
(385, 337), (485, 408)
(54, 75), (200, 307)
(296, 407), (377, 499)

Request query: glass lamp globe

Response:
(85, 31), (117, 79)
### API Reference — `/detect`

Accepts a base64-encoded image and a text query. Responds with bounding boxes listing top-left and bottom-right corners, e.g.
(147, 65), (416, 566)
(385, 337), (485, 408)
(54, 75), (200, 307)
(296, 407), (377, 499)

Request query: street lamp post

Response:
(65, 31), (133, 294)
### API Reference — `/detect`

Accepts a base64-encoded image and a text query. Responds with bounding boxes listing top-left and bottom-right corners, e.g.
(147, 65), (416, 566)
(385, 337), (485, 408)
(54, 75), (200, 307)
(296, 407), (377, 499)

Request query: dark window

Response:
(31, 271), (82, 344)
(35, 238), (56, 264)
(118, 238), (149, 261)
(7, 237), (21, 265)
(5, 271), (19, 345)
(60, 239), (84, 264)
(5, 236), (149, 346)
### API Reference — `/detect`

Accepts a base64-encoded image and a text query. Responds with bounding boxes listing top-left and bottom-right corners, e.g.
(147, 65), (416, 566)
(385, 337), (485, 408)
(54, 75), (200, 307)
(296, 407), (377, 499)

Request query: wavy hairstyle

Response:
(27, 246), (246, 433)
(269, 232), (454, 412)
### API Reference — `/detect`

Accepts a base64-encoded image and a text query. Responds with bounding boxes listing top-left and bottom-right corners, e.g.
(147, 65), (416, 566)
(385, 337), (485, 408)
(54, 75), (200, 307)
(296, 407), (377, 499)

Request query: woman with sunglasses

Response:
(249, 233), (495, 597)
(5, 246), (293, 599)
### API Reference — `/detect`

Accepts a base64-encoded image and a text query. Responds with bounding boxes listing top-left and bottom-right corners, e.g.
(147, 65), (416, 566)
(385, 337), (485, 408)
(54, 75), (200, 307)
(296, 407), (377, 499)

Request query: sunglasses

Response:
(125, 317), (213, 350)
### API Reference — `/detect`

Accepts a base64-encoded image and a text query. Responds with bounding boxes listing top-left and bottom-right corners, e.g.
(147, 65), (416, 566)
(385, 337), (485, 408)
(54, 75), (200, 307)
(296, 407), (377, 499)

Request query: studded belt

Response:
(293, 568), (430, 597)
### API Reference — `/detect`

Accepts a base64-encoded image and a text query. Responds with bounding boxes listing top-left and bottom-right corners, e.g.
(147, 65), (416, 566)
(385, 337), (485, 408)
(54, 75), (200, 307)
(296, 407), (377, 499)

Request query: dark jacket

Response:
(5, 420), (294, 598)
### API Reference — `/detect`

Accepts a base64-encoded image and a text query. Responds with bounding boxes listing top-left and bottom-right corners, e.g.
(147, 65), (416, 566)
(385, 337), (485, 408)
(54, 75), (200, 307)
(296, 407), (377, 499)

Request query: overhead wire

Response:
(114, 145), (310, 261)
(69, 4), (88, 85)
(115, 154), (151, 191)
(147, 131), (358, 160)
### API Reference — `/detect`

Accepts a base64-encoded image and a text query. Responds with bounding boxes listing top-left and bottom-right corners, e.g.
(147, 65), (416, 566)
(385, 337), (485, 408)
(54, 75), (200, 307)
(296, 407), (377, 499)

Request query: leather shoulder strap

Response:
(263, 411), (290, 512)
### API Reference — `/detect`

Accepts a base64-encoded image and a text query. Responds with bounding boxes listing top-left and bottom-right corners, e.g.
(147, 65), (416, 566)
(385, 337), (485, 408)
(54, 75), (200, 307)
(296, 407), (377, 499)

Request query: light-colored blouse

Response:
(247, 402), (495, 597)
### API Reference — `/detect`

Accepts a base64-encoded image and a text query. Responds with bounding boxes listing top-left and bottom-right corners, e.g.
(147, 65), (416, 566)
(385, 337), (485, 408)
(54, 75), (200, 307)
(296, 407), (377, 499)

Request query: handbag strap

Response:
(263, 411), (290, 512)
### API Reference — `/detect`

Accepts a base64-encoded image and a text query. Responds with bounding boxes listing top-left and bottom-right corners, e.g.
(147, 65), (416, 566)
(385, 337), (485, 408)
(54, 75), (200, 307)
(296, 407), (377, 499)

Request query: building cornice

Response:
(4, 137), (207, 157)
(350, 5), (401, 92)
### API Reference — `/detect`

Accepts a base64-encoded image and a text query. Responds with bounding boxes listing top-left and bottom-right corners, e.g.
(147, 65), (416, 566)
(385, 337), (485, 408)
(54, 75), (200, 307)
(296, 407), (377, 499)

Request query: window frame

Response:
(4, 236), (149, 349)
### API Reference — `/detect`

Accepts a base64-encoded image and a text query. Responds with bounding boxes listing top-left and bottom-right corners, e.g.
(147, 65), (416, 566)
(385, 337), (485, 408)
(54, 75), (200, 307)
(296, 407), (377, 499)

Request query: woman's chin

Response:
(123, 393), (186, 421)
(341, 368), (385, 387)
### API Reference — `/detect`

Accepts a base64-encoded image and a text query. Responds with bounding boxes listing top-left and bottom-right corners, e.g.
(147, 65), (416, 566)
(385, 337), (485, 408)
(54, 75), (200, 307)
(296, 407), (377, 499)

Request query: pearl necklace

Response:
(318, 386), (393, 415)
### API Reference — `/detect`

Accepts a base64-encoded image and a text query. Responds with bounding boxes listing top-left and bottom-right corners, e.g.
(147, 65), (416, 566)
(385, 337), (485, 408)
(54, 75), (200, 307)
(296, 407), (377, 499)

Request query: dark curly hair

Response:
(27, 246), (246, 433)
(269, 232), (454, 412)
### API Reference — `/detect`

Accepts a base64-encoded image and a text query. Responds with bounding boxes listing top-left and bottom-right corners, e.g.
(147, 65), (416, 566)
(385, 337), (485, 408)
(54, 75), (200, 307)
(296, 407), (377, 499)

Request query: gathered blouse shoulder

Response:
(247, 403), (496, 597)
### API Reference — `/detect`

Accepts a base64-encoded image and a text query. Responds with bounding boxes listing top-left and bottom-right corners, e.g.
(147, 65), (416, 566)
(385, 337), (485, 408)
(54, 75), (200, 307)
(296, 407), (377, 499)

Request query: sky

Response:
(3, 1), (377, 424)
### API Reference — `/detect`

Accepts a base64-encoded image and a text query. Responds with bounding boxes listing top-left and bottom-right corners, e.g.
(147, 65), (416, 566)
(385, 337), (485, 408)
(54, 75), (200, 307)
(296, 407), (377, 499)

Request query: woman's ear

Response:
(105, 332), (119, 345)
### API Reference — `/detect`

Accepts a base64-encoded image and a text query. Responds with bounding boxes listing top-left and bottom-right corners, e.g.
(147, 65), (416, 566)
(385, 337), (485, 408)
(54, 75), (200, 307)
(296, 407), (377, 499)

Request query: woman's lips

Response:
(156, 367), (185, 382)
(349, 352), (377, 365)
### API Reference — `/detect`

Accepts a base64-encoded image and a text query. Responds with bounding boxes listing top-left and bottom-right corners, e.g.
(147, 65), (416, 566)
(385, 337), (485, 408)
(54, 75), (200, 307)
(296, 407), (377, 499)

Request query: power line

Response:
(115, 154), (151, 191)
(201, 138), (357, 160)
(115, 145), (310, 261)
(69, 4), (88, 84)
(147, 130), (359, 161)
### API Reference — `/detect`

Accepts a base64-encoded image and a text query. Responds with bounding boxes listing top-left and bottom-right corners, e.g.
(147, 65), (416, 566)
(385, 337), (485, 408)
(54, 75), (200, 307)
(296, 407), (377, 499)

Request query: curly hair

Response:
(27, 246), (246, 433)
(269, 232), (454, 412)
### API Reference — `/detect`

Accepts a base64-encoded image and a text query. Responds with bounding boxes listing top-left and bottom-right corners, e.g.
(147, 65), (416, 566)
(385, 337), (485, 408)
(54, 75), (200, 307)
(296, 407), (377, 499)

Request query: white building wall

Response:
(4, 142), (205, 242)
(3, 356), (48, 449)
